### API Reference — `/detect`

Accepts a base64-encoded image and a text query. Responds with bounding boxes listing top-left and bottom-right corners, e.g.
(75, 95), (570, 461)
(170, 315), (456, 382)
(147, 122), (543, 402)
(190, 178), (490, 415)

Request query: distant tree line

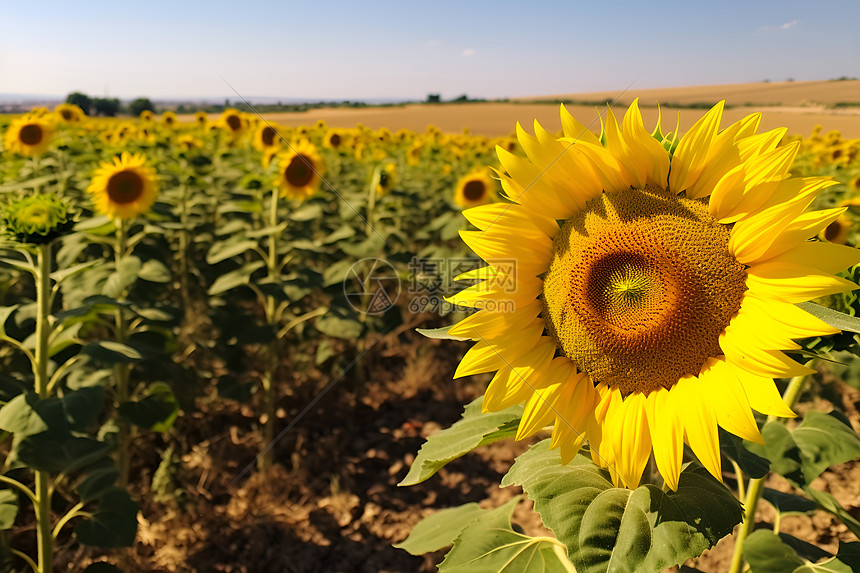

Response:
(65, 92), (156, 117)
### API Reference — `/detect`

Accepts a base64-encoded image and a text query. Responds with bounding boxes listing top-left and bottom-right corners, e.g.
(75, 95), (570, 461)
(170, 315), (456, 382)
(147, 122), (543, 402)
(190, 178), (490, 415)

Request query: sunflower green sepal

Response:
(1, 195), (74, 245)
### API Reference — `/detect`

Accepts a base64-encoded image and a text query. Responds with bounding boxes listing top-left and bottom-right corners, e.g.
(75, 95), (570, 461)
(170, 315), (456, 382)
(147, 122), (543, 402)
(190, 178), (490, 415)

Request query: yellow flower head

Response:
(374, 162), (397, 195)
(4, 115), (55, 156)
(54, 103), (85, 123)
(454, 168), (498, 208)
(88, 152), (158, 219)
(139, 109), (154, 122)
(195, 110), (208, 126)
(275, 140), (324, 200)
(448, 100), (860, 491)
(323, 129), (348, 151)
(253, 122), (282, 152)
(161, 111), (178, 127)
(218, 108), (246, 138)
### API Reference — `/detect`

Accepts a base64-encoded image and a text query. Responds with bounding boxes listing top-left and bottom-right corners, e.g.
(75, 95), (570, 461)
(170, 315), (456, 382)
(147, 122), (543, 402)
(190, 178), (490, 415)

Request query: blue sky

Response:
(1, 0), (858, 101)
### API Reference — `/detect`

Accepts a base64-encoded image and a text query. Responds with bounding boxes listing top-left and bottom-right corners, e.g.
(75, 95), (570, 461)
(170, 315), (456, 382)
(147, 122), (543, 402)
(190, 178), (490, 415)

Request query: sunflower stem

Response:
(34, 244), (53, 573)
(113, 219), (132, 488)
(728, 367), (812, 573)
(259, 187), (281, 471)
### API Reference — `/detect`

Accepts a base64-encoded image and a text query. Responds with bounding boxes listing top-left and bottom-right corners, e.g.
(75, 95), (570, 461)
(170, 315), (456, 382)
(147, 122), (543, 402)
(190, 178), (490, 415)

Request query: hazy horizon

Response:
(4, 0), (859, 103)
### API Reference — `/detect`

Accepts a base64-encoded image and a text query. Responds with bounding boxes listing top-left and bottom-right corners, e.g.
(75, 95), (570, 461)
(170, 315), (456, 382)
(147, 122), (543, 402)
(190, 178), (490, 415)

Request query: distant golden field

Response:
(207, 80), (860, 138)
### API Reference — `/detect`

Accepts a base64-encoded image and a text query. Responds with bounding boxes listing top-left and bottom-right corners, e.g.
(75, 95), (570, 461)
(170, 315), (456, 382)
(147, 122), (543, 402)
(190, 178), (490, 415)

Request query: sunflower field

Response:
(1, 101), (860, 573)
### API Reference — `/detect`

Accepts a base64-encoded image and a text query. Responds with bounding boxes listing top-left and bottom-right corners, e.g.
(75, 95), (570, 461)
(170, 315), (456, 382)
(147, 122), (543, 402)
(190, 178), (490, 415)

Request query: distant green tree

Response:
(92, 97), (121, 117)
(427, 94), (441, 103)
(66, 92), (92, 114)
(128, 97), (155, 117)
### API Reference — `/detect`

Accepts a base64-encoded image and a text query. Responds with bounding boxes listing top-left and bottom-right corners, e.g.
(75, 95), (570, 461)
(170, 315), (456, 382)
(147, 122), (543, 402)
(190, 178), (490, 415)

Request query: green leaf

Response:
(799, 302), (860, 334)
(17, 433), (113, 473)
(720, 429), (771, 479)
(744, 530), (856, 573)
(415, 325), (471, 341)
(747, 420), (805, 486)
(804, 488), (860, 538)
(399, 398), (522, 486)
(48, 322), (83, 356)
(74, 215), (116, 235)
(744, 530), (806, 573)
(207, 261), (265, 295)
(138, 259), (171, 283)
(0, 489), (19, 529)
(0, 394), (48, 436)
(438, 497), (572, 572)
(501, 441), (743, 573)
(75, 487), (138, 548)
(50, 260), (102, 284)
(117, 383), (179, 432)
(289, 204), (323, 221)
(0, 305), (19, 339)
(761, 488), (817, 516)
(103, 256), (142, 298)
(206, 239), (260, 264)
(793, 410), (860, 482)
(393, 503), (485, 555)
(314, 313), (364, 340)
(81, 341), (142, 364)
(77, 468), (120, 504)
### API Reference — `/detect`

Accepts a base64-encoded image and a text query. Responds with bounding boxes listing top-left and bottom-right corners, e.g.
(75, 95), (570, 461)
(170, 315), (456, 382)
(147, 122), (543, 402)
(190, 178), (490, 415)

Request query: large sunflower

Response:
(454, 168), (498, 208)
(275, 141), (324, 200)
(447, 100), (860, 491)
(88, 152), (158, 219)
(4, 115), (55, 156)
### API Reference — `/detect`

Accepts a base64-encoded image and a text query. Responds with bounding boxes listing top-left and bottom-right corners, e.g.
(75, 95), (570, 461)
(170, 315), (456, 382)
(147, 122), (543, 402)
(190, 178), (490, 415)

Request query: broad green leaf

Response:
(762, 488), (817, 516)
(399, 398), (522, 486)
(74, 215), (116, 235)
(77, 468), (120, 504)
(314, 314), (364, 340)
(416, 325), (471, 341)
(502, 440), (742, 573)
(720, 429), (770, 479)
(804, 488), (860, 538)
(17, 433), (113, 473)
(207, 261), (265, 295)
(745, 530), (856, 573)
(439, 497), (573, 573)
(245, 223), (287, 239)
(75, 487), (139, 548)
(102, 256), (142, 298)
(744, 530), (807, 573)
(50, 260), (102, 284)
(206, 239), (260, 264)
(48, 322), (83, 356)
(747, 420), (805, 486)
(138, 259), (171, 283)
(81, 341), (142, 364)
(0, 489), (19, 530)
(792, 410), (860, 482)
(118, 383), (179, 432)
(0, 394), (49, 436)
(289, 204), (323, 221)
(393, 503), (485, 555)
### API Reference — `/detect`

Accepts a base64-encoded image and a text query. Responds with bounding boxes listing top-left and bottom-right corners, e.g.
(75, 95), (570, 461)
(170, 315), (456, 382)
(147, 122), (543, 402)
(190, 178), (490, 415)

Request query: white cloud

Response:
(462, 48), (475, 57)
(781, 20), (798, 29)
